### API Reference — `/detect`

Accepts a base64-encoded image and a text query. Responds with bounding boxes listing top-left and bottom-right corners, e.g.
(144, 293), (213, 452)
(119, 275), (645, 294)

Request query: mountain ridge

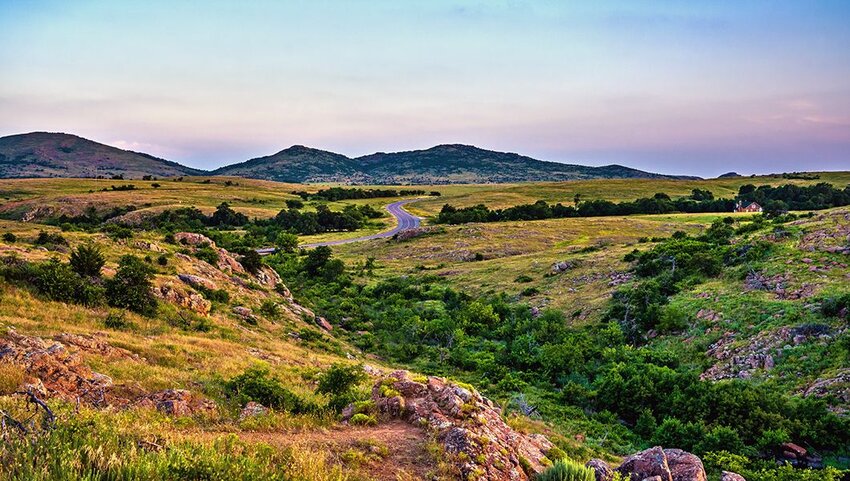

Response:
(0, 131), (698, 183)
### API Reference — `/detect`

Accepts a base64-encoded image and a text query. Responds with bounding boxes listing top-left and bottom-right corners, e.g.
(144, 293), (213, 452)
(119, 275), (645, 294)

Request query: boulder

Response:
(586, 459), (614, 481)
(144, 389), (216, 417)
(177, 274), (218, 291)
(239, 401), (268, 420)
(720, 472), (746, 481)
(155, 282), (211, 315)
(615, 447), (706, 481)
(616, 446), (672, 481)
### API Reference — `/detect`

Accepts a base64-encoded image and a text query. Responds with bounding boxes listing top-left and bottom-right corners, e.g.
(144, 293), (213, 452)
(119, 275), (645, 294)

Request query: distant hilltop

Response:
(0, 132), (697, 184)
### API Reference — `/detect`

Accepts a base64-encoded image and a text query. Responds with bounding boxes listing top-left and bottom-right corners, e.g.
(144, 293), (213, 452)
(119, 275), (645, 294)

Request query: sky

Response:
(1, 0), (849, 177)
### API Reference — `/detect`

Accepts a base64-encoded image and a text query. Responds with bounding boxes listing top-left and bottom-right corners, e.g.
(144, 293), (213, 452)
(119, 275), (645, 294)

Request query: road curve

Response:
(256, 198), (422, 254)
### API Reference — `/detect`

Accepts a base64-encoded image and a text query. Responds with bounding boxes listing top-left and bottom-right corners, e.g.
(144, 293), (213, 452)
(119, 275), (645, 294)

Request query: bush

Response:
(32, 259), (104, 306)
(34, 231), (67, 246)
(2, 232), (16, 243)
(104, 310), (129, 330)
(349, 413), (377, 426)
(317, 363), (367, 412)
(821, 293), (850, 319)
(225, 366), (306, 413)
(275, 232), (299, 253)
(105, 255), (157, 316)
(70, 244), (106, 277)
(194, 245), (220, 265)
(537, 459), (596, 481)
(157, 254), (168, 266)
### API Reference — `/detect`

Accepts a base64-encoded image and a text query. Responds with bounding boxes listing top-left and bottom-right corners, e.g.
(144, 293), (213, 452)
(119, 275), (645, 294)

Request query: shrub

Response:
(275, 232), (299, 253)
(156, 254), (168, 266)
(238, 249), (263, 274)
(194, 245), (220, 265)
(70, 244), (106, 277)
(514, 275), (533, 283)
(349, 413), (377, 426)
(32, 259), (104, 306)
(105, 255), (157, 316)
(821, 293), (850, 319)
(104, 310), (129, 330)
(317, 363), (367, 412)
(258, 300), (281, 320)
(537, 459), (596, 481)
(2, 232), (16, 243)
(521, 287), (539, 297)
(34, 231), (67, 246)
(225, 366), (305, 413)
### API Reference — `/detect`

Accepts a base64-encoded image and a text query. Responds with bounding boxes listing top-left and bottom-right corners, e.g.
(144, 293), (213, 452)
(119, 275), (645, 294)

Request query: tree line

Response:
(435, 183), (850, 224)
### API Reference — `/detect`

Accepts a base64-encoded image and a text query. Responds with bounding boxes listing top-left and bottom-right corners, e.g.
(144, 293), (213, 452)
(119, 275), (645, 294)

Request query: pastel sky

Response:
(1, 0), (849, 177)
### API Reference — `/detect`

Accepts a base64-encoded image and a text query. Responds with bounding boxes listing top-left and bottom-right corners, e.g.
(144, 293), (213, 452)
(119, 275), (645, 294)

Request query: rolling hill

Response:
(216, 143), (692, 183)
(0, 132), (204, 179)
(1, 132), (692, 183)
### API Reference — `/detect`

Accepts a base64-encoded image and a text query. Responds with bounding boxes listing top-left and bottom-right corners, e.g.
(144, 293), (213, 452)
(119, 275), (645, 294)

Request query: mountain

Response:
(212, 145), (368, 183)
(217, 143), (692, 184)
(0, 132), (204, 179)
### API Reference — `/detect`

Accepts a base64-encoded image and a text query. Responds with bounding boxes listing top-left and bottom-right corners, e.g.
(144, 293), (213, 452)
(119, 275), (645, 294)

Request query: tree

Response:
(302, 246), (332, 276)
(105, 255), (157, 315)
(275, 232), (299, 253)
(70, 244), (105, 278)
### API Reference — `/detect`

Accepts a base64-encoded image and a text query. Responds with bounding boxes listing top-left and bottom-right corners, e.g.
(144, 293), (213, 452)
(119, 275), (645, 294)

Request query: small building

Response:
(734, 201), (763, 213)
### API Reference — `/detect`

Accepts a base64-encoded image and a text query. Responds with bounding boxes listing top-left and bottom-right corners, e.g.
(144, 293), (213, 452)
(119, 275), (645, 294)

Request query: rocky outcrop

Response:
(613, 447), (706, 481)
(586, 458), (615, 481)
(155, 282), (212, 315)
(0, 330), (215, 416)
(701, 325), (833, 381)
(177, 273), (218, 291)
(363, 370), (556, 481)
(800, 368), (850, 413)
(239, 401), (268, 420)
(720, 472), (746, 481)
(173, 232), (246, 275)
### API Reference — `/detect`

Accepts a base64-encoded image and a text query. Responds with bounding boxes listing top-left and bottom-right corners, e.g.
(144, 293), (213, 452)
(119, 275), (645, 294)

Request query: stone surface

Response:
(720, 471), (746, 481)
(371, 370), (556, 481)
(155, 282), (211, 315)
(239, 401), (268, 420)
(586, 458), (614, 481)
(616, 446), (672, 481)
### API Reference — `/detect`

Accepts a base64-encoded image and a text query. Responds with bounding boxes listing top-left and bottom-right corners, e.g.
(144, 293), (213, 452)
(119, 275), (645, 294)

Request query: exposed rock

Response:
(701, 325), (831, 381)
(372, 370), (555, 481)
(586, 458), (614, 481)
(800, 368), (850, 412)
(551, 260), (578, 274)
(316, 316), (333, 331)
(52, 332), (140, 360)
(133, 241), (164, 252)
(616, 447), (706, 481)
(254, 266), (282, 288)
(177, 274), (218, 291)
(721, 471), (746, 481)
(141, 389), (216, 416)
(174, 232), (215, 247)
(616, 446), (672, 481)
(233, 306), (257, 323)
(239, 401), (268, 420)
(154, 282), (211, 315)
(173, 232), (246, 274)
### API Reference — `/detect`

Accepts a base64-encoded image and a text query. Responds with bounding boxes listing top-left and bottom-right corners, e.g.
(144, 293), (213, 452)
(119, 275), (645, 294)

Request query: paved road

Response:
(256, 198), (422, 254)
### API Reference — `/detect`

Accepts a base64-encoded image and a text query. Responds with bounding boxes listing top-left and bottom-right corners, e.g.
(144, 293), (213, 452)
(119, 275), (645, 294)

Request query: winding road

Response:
(256, 198), (422, 254)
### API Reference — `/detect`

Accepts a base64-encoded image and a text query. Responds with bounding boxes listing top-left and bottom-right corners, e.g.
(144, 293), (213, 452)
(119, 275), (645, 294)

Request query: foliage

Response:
(2, 232), (16, 243)
(34, 231), (68, 246)
(69, 243), (106, 277)
(298, 187), (425, 201)
(316, 363), (367, 412)
(225, 366), (307, 413)
(537, 459), (596, 481)
(105, 255), (157, 316)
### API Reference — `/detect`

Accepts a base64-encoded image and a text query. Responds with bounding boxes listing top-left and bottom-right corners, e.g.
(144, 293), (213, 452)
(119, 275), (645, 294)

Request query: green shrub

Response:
(225, 366), (306, 413)
(2, 232), (16, 243)
(821, 293), (850, 319)
(34, 231), (67, 246)
(194, 245), (220, 265)
(105, 255), (157, 316)
(32, 259), (104, 306)
(316, 363), (367, 412)
(157, 254), (168, 266)
(514, 275), (533, 283)
(70, 244), (106, 277)
(349, 413), (377, 426)
(537, 459), (596, 481)
(521, 286), (540, 297)
(104, 310), (129, 330)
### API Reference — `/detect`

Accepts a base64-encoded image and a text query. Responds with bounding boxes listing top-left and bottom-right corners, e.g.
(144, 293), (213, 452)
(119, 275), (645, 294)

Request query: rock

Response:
(154, 282), (211, 315)
(721, 471), (746, 481)
(551, 260), (578, 274)
(174, 232), (215, 247)
(616, 446), (672, 481)
(254, 266), (282, 288)
(133, 241), (164, 252)
(177, 274), (218, 291)
(615, 448), (706, 481)
(316, 317), (333, 331)
(145, 389), (216, 417)
(586, 459), (614, 481)
(372, 370), (553, 481)
(665, 449), (706, 481)
(239, 401), (268, 420)
(780, 443), (806, 459)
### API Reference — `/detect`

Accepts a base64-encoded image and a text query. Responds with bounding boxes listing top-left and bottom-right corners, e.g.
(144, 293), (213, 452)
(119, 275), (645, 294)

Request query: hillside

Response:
(0, 132), (204, 179)
(216, 143), (689, 184)
(0, 176), (848, 480)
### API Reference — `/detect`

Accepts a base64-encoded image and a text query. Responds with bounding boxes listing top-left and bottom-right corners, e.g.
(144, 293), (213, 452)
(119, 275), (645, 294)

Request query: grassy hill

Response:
(0, 175), (848, 480)
(0, 132), (204, 179)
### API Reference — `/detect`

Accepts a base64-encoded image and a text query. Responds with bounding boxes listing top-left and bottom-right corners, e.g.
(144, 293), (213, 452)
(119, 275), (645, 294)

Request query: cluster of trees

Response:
(293, 187), (431, 201)
(0, 244), (158, 315)
(267, 204), (381, 235)
(435, 183), (850, 224)
(262, 239), (850, 460)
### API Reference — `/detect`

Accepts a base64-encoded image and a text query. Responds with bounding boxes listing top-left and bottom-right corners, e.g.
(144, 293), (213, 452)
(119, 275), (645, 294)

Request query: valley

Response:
(0, 173), (848, 480)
